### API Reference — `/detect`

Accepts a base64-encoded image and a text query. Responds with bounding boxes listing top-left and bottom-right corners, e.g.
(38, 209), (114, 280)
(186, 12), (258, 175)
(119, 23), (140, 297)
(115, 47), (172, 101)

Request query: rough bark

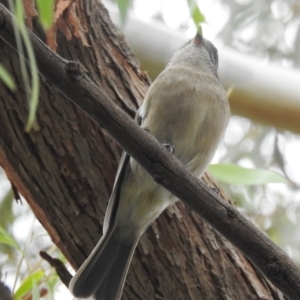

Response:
(0, 0), (285, 299)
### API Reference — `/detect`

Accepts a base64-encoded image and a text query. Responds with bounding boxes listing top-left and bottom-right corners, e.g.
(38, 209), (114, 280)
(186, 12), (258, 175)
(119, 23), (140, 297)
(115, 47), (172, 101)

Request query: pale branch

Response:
(0, 4), (299, 299)
(107, 2), (300, 134)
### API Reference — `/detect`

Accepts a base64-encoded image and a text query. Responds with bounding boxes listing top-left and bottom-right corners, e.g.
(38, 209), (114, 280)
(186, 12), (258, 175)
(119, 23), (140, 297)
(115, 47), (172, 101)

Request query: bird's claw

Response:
(163, 143), (175, 154)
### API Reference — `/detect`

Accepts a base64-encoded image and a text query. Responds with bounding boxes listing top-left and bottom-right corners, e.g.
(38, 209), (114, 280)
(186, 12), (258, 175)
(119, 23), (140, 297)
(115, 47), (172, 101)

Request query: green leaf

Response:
(0, 65), (16, 90)
(14, 0), (25, 23)
(208, 163), (288, 185)
(0, 225), (20, 251)
(36, 0), (54, 30)
(14, 270), (45, 300)
(0, 188), (15, 231)
(45, 273), (59, 299)
(187, 0), (205, 30)
(20, 22), (40, 132)
(116, 0), (131, 26)
(9, 0), (40, 131)
(32, 279), (40, 300)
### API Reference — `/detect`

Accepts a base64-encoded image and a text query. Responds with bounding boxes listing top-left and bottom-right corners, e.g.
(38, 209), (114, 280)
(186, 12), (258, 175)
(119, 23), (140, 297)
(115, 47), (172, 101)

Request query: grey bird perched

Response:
(69, 32), (230, 300)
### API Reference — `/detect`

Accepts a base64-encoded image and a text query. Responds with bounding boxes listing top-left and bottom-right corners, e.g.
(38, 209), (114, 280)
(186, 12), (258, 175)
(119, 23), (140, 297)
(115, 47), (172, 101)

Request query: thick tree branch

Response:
(0, 4), (299, 299)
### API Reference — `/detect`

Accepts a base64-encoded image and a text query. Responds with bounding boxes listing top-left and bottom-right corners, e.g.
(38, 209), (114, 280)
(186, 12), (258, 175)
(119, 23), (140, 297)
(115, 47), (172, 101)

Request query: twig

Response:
(39, 251), (72, 287)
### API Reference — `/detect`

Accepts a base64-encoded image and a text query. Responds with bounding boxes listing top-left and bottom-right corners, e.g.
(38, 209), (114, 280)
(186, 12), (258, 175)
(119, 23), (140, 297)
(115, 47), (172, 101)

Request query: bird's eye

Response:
(209, 46), (219, 68)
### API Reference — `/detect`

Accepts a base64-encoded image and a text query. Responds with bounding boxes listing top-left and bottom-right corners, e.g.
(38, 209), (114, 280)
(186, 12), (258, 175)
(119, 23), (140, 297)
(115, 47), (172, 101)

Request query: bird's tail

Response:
(69, 228), (139, 300)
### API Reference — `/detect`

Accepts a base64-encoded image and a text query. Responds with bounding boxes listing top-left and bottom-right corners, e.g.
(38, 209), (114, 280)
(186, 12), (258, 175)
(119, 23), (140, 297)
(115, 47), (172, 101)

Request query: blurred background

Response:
(1, 0), (300, 299)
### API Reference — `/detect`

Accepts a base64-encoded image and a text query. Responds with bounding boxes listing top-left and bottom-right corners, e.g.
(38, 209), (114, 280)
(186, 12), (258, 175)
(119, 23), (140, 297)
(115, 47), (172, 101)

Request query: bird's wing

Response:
(102, 113), (142, 234)
(102, 151), (130, 234)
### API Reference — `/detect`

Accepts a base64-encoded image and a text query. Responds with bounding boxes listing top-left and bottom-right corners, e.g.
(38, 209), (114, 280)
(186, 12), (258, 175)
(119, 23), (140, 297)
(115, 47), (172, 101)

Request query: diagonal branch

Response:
(0, 4), (299, 299)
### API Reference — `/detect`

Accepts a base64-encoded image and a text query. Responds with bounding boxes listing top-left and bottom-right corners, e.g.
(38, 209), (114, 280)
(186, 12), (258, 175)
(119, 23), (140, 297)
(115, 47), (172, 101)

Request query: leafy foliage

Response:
(14, 270), (44, 300)
(0, 65), (15, 90)
(8, 0), (40, 132)
(36, 0), (54, 30)
(116, 0), (132, 26)
(209, 163), (288, 185)
(186, 0), (205, 30)
(0, 226), (20, 251)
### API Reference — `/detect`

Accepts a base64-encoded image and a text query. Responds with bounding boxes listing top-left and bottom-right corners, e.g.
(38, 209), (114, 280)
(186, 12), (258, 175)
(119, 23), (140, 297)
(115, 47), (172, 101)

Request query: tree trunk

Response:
(0, 0), (284, 299)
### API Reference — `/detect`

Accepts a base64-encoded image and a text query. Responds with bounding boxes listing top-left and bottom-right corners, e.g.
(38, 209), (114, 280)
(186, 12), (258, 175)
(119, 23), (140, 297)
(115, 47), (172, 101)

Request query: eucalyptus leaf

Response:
(116, 0), (131, 27)
(36, 0), (54, 30)
(187, 0), (205, 30)
(14, 0), (24, 23)
(32, 279), (40, 300)
(0, 65), (16, 90)
(0, 225), (20, 251)
(0, 188), (15, 228)
(208, 163), (288, 185)
(9, 0), (40, 132)
(14, 270), (44, 300)
(45, 273), (59, 298)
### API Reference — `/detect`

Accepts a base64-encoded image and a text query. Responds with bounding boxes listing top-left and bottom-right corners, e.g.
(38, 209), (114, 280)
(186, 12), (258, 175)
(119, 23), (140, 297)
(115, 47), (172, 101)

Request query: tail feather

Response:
(69, 228), (139, 300)
(94, 238), (139, 300)
(69, 228), (120, 298)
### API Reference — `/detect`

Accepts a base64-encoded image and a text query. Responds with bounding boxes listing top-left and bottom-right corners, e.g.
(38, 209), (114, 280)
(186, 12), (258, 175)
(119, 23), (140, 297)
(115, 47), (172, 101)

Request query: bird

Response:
(69, 31), (230, 300)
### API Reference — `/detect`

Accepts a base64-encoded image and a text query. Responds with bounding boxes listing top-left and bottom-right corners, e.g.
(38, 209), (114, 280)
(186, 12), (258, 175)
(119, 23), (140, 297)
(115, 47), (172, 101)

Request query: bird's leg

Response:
(163, 143), (175, 154)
